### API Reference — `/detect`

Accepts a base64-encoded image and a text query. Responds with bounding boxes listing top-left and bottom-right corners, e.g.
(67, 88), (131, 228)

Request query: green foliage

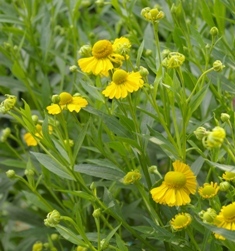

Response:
(1, 0), (235, 251)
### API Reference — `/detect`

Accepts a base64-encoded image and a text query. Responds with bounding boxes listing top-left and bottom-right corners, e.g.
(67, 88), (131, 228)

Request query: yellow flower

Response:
(102, 69), (144, 99)
(214, 202), (235, 239)
(170, 213), (192, 231)
(222, 171), (235, 181)
(198, 182), (219, 199)
(112, 37), (131, 57)
(23, 124), (53, 147)
(150, 160), (197, 207)
(46, 92), (88, 115)
(78, 39), (124, 76)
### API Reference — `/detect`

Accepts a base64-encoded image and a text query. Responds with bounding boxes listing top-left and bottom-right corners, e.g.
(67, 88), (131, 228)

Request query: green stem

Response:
(186, 228), (201, 251)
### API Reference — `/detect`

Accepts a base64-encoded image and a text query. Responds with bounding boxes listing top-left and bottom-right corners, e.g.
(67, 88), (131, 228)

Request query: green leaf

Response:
(74, 163), (124, 181)
(55, 225), (86, 246)
(206, 160), (235, 172)
(55, 190), (95, 201)
(191, 156), (205, 175)
(136, 40), (144, 67)
(1, 159), (26, 169)
(31, 152), (75, 180)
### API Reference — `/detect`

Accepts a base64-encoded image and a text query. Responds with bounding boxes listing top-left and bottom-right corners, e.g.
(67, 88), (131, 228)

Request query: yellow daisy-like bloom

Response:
(170, 213), (192, 231)
(222, 171), (235, 181)
(24, 124), (43, 146)
(198, 182), (220, 199)
(24, 124), (53, 146)
(78, 40), (124, 76)
(46, 92), (88, 115)
(150, 160), (197, 207)
(102, 69), (144, 99)
(214, 202), (235, 239)
(112, 37), (131, 57)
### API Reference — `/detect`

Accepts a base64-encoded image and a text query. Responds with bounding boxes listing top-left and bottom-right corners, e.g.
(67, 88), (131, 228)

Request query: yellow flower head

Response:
(170, 213), (192, 231)
(78, 39), (124, 76)
(46, 92), (88, 115)
(214, 202), (235, 239)
(102, 69), (144, 99)
(23, 124), (53, 146)
(198, 182), (219, 199)
(112, 37), (131, 57)
(222, 171), (235, 181)
(150, 160), (197, 207)
(203, 126), (226, 149)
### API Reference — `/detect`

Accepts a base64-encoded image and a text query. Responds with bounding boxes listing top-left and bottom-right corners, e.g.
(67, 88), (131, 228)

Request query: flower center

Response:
(201, 186), (216, 196)
(92, 40), (113, 59)
(59, 92), (73, 105)
(112, 69), (128, 85)
(223, 204), (235, 221)
(164, 171), (186, 187)
(174, 215), (189, 227)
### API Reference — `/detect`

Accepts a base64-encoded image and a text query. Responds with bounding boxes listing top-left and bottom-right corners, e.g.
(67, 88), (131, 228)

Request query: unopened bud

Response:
(6, 170), (16, 179)
(51, 95), (60, 104)
(210, 27), (219, 36)
(199, 208), (217, 223)
(92, 208), (101, 218)
(32, 241), (43, 251)
(220, 113), (230, 122)
(122, 170), (141, 185)
(194, 127), (208, 140)
(69, 65), (78, 72)
(213, 60), (225, 72)
(139, 66), (149, 77)
(219, 181), (230, 191)
(44, 210), (61, 227)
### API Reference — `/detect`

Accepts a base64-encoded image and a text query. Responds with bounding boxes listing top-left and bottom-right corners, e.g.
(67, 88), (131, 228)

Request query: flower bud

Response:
(122, 170), (141, 185)
(51, 233), (59, 241)
(24, 169), (34, 176)
(51, 95), (60, 104)
(6, 169), (16, 179)
(204, 126), (226, 148)
(92, 208), (101, 218)
(199, 208), (217, 223)
(149, 8), (164, 21)
(143, 49), (152, 57)
(141, 7), (151, 19)
(219, 181), (230, 191)
(78, 45), (92, 57)
(76, 246), (88, 251)
(69, 65), (78, 72)
(95, 0), (105, 7)
(210, 27), (219, 36)
(220, 113), (230, 122)
(64, 139), (74, 147)
(139, 66), (149, 77)
(194, 127), (208, 140)
(0, 94), (17, 113)
(162, 52), (185, 69)
(32, 241), (43, 251)
(32, 115), (39, 124)
(100, 239), (109, 250)
(1, 127), (11, 142)
(213, 60), (225, 72)
(44, 210), (61, 227)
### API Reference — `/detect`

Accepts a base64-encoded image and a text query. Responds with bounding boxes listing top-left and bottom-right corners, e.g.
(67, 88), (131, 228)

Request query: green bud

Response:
(44, 210), (61, 227)
(43, 243), (50, 249)
(199, 208), (217, 223)
(219, 181), (230, 191)
(90, 182), (96, 190)
(6, 170), (16, 179)
(194, 127), (208, 140)
(24, 169), (34, 176)
(32, 241), (43, 251)
(122, 170), (141, 185)
(69, 65), (78, 72)
(1, 127), (11, 142)
(78, 45), (92, 57)
(144, 49), (152, 57)
(76, 246), (88, 251)
(139, 66), (149, 77)
(220, 113), (230, 122)
(92, 208), (102, 218)
(0, 94), (17, 113)
(51, 233), (59, 241)
(210, 26), (219, 36)
(213, 60), (225, 72)
(32, 115), (39, 124)
(100, 239), (109, 250)
(95, 0), (105, 7)
(51, 95), (60, 104)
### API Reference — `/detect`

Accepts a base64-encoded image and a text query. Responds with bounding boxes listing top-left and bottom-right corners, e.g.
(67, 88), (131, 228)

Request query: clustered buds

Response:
(0, 94), (17, 114)
(44, 210), (61, 227)
(141, 7), (164, 22)
(199, 208), (217, 224)
(122, 170), (141, 184)
(194, 126), (226, 149)
(213, 60), (225, 72)
(162, 52), (185, 69)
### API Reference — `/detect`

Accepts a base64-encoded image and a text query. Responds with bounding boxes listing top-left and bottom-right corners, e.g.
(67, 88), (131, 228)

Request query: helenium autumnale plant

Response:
(1, 0), (235, 251)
